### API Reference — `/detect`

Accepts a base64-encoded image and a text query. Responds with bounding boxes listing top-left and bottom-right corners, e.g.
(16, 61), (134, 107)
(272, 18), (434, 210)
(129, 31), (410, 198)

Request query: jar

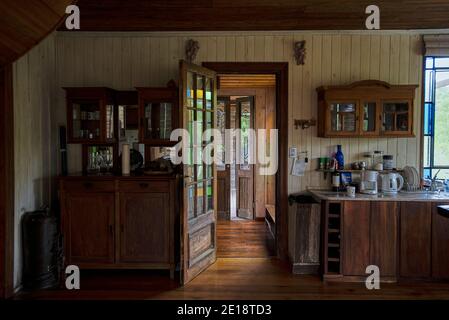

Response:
(383, 155), (394, 170)
(374, 150), (384, 171)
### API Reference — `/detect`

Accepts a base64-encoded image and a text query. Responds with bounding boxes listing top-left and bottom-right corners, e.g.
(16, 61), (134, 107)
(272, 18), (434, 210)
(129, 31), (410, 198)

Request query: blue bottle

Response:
(335, 145), (344, 170)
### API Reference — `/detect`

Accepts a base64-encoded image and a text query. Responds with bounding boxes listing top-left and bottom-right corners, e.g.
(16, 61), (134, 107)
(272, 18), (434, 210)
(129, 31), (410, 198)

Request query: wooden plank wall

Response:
(12, 34), (56, 289)
(54, 32), (422, 194)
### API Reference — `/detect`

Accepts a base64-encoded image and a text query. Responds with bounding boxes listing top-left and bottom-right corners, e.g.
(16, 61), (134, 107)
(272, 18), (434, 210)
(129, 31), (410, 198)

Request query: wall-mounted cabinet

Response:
(64, 87), (117, 144)
(317, 81), (417, 138)
(137, 81), (179, 146)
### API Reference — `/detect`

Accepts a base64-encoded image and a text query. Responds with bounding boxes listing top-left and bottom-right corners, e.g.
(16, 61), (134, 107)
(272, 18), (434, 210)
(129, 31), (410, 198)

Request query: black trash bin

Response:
(21, 208), (62, 290)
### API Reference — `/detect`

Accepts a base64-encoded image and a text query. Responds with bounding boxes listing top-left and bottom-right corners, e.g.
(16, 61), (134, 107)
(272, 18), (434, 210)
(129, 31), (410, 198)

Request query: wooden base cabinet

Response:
(60, 176), (178, 278)
(370, 202), (399, 277)
(119, 190), (171, 264)
(432, 202), (449, 279)
(341, 201), (398, 279)
(342, 201), (370, 276)
(399, 202), (432, 279)
(324, 199), (449, 282)
(65, 193), (115, 264)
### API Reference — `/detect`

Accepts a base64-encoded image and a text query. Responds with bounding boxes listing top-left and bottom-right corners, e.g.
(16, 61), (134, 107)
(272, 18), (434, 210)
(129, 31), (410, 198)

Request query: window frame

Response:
(423, 56), (449, 179)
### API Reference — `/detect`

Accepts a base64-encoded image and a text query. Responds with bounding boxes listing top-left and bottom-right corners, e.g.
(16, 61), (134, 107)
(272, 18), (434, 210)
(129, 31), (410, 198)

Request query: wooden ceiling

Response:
(59, 0), (449, 32)
(0, 0), (73, 66)
(219, 74), (276, 88)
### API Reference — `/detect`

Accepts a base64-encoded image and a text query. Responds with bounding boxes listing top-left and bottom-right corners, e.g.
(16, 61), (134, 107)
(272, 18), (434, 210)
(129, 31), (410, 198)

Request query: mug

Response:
(346, 186), (356, 197)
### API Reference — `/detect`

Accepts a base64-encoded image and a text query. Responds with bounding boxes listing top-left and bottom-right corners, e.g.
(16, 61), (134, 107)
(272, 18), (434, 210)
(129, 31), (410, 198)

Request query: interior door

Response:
(180, 61), (218, 284)
(216, 97), (231, 220)
(236, 97), (255, 220)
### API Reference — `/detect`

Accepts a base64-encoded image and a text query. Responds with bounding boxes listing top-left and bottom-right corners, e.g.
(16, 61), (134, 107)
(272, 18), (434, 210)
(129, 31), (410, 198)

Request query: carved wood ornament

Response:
(294, 41), (306, 65)
(185, 39), (200, 63)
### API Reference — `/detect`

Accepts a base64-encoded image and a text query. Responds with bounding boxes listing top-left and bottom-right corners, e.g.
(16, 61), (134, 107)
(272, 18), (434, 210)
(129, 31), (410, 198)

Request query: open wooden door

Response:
(180, 61), (218, 284)
(236, 97), (255, 220)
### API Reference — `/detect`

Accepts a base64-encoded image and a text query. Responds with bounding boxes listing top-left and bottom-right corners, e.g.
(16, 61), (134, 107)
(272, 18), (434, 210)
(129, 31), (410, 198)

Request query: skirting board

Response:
(292, 263), (320, 275)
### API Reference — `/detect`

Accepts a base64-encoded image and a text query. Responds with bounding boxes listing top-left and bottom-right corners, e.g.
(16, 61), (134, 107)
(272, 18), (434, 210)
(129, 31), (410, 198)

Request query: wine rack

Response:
(324, 202), (342, 277)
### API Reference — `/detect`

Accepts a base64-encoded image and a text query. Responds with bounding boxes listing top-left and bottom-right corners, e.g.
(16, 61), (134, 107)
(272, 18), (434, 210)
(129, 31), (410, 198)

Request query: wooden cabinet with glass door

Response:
(136, 81), (178, 146)
(64, 87), (117, 144)
(317, 80), (417, 138)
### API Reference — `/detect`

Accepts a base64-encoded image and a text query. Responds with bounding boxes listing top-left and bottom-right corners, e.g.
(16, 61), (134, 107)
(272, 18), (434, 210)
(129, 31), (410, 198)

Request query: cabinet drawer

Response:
(119, 180), (169, 192)
(63, 180), (115, 193)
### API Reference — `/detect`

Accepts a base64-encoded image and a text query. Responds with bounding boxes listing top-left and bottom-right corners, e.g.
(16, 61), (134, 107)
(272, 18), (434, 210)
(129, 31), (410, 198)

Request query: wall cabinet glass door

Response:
(65, 87), (116, 144)
(381, 100), (413, 135)
(360, 101), (379, 136)
(137, 83), (178, 146)
(327, 102), (358, 135)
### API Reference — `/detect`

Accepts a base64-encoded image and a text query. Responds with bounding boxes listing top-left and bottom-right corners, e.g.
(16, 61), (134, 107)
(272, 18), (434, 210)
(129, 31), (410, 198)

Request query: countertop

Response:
(58, 172), (178, 180)
(308, 189), (449, 202)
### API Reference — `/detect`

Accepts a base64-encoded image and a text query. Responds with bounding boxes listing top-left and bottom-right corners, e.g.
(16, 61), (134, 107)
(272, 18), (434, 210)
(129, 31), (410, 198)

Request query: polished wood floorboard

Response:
(15, 258), (449, 300)
(217, 220), (275, 258)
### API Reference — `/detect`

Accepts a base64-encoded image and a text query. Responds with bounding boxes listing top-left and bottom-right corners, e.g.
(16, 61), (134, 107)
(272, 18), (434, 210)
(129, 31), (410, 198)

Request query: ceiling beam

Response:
(58, 0), (449, 32)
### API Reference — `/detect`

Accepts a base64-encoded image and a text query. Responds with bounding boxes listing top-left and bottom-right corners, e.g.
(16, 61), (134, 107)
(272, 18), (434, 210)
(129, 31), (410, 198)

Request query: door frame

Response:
(0, 64), (14, 298)
(203, 62), (289, 260)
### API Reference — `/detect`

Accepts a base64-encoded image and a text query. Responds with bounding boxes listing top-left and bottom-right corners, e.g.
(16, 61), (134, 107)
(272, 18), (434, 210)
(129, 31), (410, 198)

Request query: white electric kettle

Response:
(379, 172), (404, 194)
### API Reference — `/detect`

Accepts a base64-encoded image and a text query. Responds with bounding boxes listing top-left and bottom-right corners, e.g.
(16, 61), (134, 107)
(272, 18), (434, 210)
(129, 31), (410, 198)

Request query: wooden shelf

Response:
(328, 257), (340, 262)
(328, 228), (340, 233)
(328, 243), (340, 248)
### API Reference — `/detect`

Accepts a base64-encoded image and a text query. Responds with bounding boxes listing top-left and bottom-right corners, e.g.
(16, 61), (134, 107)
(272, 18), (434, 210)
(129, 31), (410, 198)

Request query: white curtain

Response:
(424, 35), (449, 57)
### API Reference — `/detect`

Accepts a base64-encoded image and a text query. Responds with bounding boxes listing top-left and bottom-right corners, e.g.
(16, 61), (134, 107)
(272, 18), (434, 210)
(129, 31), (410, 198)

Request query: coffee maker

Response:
(359, 170), (379, 195)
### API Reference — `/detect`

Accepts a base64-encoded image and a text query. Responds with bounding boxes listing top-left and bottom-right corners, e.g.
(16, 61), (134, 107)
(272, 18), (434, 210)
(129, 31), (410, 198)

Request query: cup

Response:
(346, 186), (356, 197)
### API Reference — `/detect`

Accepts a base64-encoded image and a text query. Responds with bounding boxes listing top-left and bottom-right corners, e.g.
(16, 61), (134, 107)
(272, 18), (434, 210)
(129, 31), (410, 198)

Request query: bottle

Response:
(332, 172), (341, 192)
(335, 145), (344, 170)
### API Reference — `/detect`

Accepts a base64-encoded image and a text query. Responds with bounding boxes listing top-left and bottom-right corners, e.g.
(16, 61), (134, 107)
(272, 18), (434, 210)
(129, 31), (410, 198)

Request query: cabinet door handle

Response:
(139, 183), (149, 188)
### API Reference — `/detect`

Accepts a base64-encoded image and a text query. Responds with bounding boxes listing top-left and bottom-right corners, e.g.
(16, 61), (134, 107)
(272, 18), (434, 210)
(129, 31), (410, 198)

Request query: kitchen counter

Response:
(308, 189), (449, 202)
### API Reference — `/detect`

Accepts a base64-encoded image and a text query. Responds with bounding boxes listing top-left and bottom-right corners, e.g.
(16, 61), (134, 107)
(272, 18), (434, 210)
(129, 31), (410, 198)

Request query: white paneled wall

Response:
(11, 31), (423, 289)
(54, 32), (423, 194)
(13, 34), (56, 288)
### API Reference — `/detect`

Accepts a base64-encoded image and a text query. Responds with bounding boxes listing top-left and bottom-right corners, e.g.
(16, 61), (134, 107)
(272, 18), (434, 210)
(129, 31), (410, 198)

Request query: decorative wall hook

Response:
(294, 119), (316, 130)
(185, 39), (200, 63)
(294, 40), (306, 65)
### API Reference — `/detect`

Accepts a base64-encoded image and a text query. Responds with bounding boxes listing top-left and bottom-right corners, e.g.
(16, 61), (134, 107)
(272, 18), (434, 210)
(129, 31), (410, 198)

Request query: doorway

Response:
(180, 61), (288, 284)
(215, 74), (277, 258)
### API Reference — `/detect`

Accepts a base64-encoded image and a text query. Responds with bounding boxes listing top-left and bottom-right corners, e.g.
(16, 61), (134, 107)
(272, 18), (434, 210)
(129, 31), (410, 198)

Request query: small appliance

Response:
(360, 170), (379, 195)
(379, 172), (404, 194)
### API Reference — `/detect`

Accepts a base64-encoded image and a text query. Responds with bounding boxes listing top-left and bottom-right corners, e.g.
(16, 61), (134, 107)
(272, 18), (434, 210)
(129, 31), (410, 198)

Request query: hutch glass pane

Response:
(106, 104), (114, 139)
(362, 102), (376, 132)
(330, 102), (356, 132)
(382, 102), (409, 132)
(144, 102), (173, 140)
(71, 100), (101, 139)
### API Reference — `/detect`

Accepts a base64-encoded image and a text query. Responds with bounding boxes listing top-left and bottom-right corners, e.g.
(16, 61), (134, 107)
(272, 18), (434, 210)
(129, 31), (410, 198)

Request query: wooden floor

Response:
(217, 219), (275, 258)
(15, 258), (449, 300)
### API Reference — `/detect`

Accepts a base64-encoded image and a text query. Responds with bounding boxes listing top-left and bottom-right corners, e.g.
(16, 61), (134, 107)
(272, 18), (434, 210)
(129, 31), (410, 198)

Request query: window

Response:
(423, 57), (449, 179)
